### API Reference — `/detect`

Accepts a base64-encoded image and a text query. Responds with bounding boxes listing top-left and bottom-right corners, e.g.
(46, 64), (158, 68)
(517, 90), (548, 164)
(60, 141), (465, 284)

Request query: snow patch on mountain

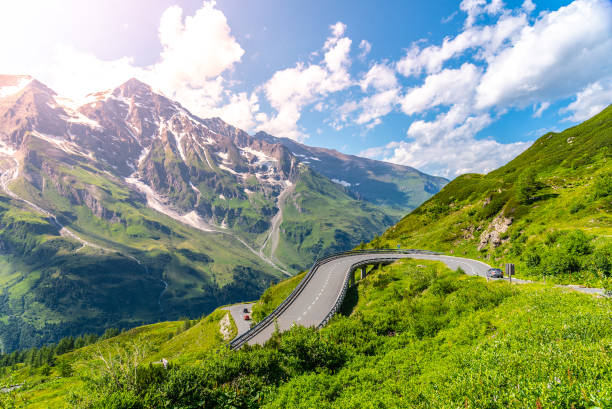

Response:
(0, 76), (32, 98)
(31, 131), (90, 158)
(125, 176), (216, 232)
(240, 147), (277, 167)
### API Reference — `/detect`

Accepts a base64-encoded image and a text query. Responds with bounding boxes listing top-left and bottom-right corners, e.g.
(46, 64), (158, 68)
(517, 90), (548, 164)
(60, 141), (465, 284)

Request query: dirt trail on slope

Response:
(259, 184), (294, 269)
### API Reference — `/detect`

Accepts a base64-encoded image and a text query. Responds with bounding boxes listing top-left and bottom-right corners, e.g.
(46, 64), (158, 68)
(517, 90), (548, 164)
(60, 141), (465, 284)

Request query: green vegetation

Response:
(276, 166), (394, 270)
(0, 308), (234, 408)
(3, 259), (609, 408)
(370, 105), (612, 288)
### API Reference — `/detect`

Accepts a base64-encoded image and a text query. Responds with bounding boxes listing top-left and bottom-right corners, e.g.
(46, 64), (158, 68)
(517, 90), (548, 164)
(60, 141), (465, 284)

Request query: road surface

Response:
(236, 251), (492, 347)
(231, 250), (606, 348)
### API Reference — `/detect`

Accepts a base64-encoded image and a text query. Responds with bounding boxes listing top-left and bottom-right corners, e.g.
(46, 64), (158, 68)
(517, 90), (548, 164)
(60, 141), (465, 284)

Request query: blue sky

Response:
(1, 0), (611, 178)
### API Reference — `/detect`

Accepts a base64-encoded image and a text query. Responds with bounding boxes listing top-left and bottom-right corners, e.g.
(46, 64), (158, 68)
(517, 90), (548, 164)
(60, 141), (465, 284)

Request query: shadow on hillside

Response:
(339, 285), (359, 316)
(530, 193), (559, 203)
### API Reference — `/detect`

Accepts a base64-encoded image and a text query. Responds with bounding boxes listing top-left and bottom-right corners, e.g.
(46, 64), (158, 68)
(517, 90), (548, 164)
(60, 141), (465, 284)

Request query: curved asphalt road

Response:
(244, 252), (491, 346)
(239, 251), (606, 347)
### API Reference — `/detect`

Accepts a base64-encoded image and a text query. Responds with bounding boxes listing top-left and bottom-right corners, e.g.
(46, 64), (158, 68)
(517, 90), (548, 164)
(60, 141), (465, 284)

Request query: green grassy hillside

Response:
(369, 105), (612, 287)
(3, 259), (609, 408)
(0, 136), (280, 352)
(276, 167), (394, 270)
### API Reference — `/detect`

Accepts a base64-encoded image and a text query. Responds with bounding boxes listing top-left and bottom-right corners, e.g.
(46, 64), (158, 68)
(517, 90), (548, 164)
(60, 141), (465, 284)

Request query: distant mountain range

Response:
(0, 74), (446, 351)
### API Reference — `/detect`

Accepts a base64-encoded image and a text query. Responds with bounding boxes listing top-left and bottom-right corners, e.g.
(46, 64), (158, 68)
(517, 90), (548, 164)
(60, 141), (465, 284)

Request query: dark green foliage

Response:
(78, 326), (346, 409)
(594, 172), (612, 199)
(521, 230), (597, 277)
(58, 359), (73, 377)
(479, 191), (511, 219)
(588, 245), (612, 277)
(0, 331), (105, 368)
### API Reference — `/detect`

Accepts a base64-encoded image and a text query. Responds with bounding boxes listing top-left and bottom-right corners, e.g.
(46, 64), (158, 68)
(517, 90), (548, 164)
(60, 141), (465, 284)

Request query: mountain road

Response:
(230, 250), (607, 349)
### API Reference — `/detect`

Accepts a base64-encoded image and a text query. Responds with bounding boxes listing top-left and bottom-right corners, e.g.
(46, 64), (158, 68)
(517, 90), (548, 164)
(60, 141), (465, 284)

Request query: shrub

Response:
(58, 360), (73, 377)
(543, 249), (580, 275)
(524, 248), (541, 268)
(558, 230), (593, 255)
(593, 173), (612, 199)
(588, 246), (612, 277)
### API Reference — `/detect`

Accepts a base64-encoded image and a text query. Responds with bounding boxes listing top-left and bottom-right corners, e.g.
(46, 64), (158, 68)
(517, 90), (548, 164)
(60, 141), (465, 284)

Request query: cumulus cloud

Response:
(400, 63), (481, 115)
(476, 0), (612, 109)
(257, 22), (353, 140)
(396, 13), (526, 77)
(361, 105), (530, 177)
(460, 0), (505, 27)
(154, 2), (244, 95)
(522, 0), (536, 13)
(360, 63), (398, 92)
(356, 88), (400, 126)
(375, 0), (612, 177)
(560, 78), (612, 121)
(331, 63), (399, 130)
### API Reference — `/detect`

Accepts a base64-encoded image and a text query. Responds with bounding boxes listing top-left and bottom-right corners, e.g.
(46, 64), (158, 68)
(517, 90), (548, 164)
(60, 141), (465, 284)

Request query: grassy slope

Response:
(5, 258), (609, 408)
(369, 105), (612, 287)
(1, 308), (235, 408)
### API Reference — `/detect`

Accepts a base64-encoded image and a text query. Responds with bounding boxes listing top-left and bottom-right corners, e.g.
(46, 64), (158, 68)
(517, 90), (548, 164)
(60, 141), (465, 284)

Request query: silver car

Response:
(486, 268), (504, 278)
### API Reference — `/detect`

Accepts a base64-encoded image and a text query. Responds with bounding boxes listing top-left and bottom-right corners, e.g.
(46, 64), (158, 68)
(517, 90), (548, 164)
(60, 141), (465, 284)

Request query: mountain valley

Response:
(0, 75), (445, 351)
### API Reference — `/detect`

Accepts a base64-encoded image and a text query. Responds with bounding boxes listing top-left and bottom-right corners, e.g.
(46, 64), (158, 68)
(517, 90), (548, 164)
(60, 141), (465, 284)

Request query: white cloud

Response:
(460, 0), (505, 27)
(532, 101), (550, 118)
(396, 13), (526, 77)
(385, 0), (612, 177)
(360, 63), (397, 92)
(522, 0), (536, 13)
(400, 63), (481, 115)
(332, 63), (399, 130)
(329, 21), (347, 39)
(361, 105), (530, 177)
(154, 2), (244, 91)
(210, 92), (260, 131)
(380, 137), (529, 178)
(0, 1), (245, 120)
(358, 40), (372, 60)
(356, 88), (400, 126)
(560, 78), (612, 121)
(44, 45), (143, 99)
(476, 0), (612, 109)
(257, 23), (353, 140)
